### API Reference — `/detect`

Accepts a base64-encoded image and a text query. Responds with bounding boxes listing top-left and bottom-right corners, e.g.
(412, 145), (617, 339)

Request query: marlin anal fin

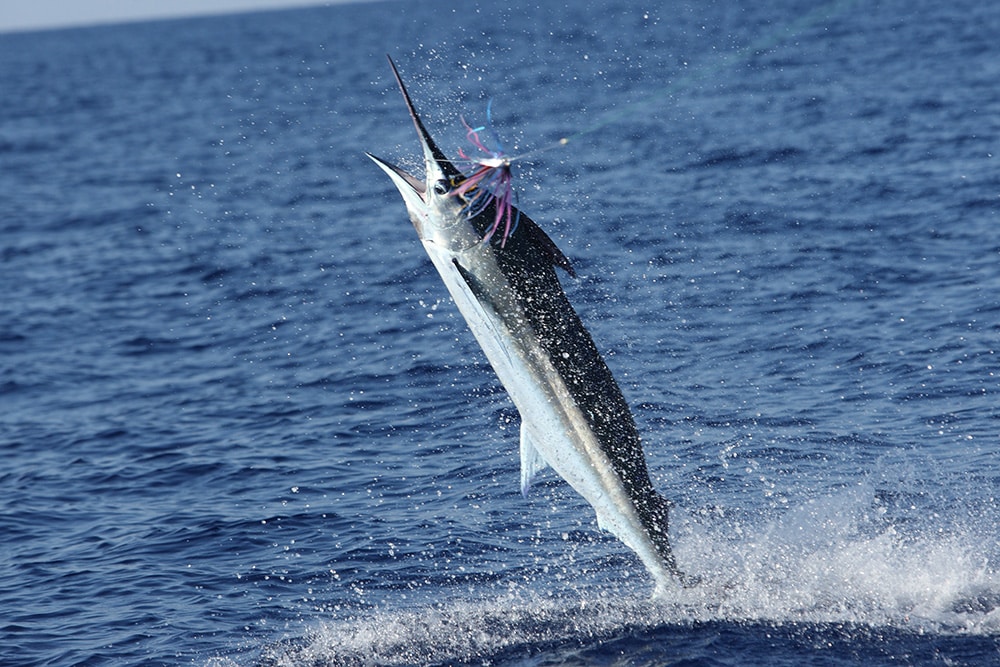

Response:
(519, 423), (550, 496)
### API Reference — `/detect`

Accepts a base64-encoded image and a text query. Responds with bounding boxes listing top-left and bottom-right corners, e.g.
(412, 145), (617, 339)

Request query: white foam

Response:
(666, 488), (1000, 632)
(259, 487), (999, 666)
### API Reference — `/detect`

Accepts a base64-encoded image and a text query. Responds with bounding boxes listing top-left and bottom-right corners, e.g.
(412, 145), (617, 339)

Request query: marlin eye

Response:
(433, 179), (449, 195)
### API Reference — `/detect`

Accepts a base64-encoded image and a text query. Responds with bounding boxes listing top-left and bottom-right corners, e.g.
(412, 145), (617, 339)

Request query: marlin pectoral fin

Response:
(519, 422), (550, 496)
(452, 258), (489, 301)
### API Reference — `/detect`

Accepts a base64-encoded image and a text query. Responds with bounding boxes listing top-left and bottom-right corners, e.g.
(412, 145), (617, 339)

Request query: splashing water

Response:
(256, 486), (999, 666)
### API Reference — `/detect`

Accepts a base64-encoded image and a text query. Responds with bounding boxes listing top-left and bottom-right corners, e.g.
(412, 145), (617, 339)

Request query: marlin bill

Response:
(367, 56), (692, 591)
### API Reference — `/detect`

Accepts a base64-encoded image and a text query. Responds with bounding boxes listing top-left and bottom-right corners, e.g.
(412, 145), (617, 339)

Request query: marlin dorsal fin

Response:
(523, 217), (575, 277)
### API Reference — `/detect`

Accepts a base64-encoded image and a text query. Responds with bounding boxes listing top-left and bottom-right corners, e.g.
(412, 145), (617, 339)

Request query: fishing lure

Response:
(450, 101), (521, 248)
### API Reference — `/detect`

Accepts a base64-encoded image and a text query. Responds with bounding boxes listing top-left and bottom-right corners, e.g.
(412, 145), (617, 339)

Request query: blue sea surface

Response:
(2, 0), (999, 665)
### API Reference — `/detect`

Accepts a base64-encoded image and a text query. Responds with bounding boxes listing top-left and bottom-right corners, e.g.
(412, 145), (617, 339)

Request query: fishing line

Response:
(514, 0), (859, 159)
(449, 0), (857, 246)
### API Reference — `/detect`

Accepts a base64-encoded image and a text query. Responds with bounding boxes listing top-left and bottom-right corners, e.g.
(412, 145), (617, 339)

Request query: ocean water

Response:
(2, 0), (999, 665)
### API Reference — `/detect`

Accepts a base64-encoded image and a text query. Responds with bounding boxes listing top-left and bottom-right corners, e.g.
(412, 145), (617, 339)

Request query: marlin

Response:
(367, 56), (690, 591)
